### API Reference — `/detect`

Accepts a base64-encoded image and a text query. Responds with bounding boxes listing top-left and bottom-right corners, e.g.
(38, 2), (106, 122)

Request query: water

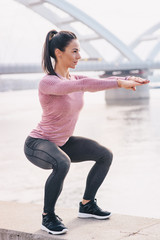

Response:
(0, 87), (160, 219)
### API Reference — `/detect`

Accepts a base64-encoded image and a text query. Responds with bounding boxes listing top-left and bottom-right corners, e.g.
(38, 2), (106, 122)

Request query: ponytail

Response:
(42, 29), (77, 75)
(42, 30), (58, 75)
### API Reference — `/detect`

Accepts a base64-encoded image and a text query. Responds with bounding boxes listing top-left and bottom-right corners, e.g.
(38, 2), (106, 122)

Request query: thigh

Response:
(24, 136), (70, 169)
(60, 136), (111, 163)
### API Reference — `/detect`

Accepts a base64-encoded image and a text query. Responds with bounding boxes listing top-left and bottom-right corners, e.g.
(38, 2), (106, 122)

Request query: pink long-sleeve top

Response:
(29, 74), (123, 146)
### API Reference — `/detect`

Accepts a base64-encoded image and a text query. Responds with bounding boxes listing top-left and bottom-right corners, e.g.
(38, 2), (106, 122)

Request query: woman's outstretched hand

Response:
(117, 76), (150, 91)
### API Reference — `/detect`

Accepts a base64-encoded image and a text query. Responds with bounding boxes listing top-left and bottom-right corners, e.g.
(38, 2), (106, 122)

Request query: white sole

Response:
(41, 225), (68, 235)
(78, 212), (112, 220)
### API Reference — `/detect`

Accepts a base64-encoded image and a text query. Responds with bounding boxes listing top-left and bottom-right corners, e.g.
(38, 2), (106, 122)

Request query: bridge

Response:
(1, 0), (160, 99)
(1, 0), (160, 75)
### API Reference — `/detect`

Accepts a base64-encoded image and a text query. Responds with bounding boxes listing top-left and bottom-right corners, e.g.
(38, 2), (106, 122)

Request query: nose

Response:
(77, 52), (81, 59)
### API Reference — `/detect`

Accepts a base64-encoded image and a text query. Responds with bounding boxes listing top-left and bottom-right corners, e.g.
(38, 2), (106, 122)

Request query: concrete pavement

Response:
(0, 201), (160, 240)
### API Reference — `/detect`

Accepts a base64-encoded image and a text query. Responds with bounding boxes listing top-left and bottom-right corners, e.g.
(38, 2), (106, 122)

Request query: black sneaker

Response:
(41, 212), (68, 235)
(78, 199), (111, 220)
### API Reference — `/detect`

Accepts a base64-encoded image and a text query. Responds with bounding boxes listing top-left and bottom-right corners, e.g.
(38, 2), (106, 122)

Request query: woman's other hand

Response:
(117, 77), (150, 91)
(127, 76), (150, 84)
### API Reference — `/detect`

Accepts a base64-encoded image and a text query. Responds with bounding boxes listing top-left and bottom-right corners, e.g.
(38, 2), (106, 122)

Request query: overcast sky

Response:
(0, 0), (160, 64)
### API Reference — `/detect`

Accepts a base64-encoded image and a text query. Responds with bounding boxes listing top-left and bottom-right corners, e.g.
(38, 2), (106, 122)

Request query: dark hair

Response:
(42, 30), (77, 75)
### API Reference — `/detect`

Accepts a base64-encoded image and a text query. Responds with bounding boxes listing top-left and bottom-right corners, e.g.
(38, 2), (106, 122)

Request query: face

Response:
(56, 39), (81, 69)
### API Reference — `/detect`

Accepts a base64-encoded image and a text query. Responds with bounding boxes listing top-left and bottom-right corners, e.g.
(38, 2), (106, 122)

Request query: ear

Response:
(55, 48), (62, 59)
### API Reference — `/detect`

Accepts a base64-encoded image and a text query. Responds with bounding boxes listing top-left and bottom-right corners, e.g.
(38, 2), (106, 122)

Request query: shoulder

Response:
(42, 74), (60, 82)
(39, 74), (60, 91)
(40, 74), (60, 85)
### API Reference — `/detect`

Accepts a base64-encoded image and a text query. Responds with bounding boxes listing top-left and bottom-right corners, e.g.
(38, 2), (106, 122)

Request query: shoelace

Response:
(55, 215), (62, 222)
(44, 213), (63, 222)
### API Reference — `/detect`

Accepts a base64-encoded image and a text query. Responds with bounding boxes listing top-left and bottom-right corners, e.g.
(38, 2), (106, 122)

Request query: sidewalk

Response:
(0, 201), (160, 240)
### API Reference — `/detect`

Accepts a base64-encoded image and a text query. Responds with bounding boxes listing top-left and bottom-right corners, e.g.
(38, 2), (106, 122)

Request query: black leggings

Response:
(24, 136), (113, 213)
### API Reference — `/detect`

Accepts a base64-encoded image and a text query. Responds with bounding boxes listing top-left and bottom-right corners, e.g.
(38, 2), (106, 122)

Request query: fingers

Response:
(129, 86), (136, 91)
(125, 81), (140, 91)
(129, 76), (149, 84)
(118, 78), (148, 91)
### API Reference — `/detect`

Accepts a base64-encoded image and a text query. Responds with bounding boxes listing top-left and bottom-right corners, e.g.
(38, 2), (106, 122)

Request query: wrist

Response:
(117, 79), (121, 88)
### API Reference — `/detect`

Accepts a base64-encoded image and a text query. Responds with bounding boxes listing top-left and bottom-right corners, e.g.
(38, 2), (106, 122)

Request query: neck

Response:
(54, 64), (70, 79)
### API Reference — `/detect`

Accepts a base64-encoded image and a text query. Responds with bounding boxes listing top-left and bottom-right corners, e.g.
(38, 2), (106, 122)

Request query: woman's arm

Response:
(39, 75), (149, 95)
(39, 75), (119, 95)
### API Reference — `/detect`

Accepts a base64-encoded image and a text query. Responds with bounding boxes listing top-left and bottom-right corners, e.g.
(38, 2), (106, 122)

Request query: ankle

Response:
(43, 213), (48, 216)
(82, 199), (91, 205)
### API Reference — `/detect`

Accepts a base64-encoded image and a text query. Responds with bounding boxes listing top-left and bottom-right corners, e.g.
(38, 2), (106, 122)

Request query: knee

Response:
(101, 148), (113, 167)
(57, 156), (71, 175)
(108, 150), (113, 166)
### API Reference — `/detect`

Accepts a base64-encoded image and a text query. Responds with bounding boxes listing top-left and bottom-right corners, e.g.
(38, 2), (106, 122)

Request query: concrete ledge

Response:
(0, 201), (160, 240)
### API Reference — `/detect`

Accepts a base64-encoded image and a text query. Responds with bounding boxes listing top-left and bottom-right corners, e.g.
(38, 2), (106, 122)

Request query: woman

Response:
(24, 30), (149, 235)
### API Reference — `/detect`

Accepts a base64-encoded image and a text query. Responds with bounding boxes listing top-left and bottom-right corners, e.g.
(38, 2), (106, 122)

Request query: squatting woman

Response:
(24, 30), (149, 235)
